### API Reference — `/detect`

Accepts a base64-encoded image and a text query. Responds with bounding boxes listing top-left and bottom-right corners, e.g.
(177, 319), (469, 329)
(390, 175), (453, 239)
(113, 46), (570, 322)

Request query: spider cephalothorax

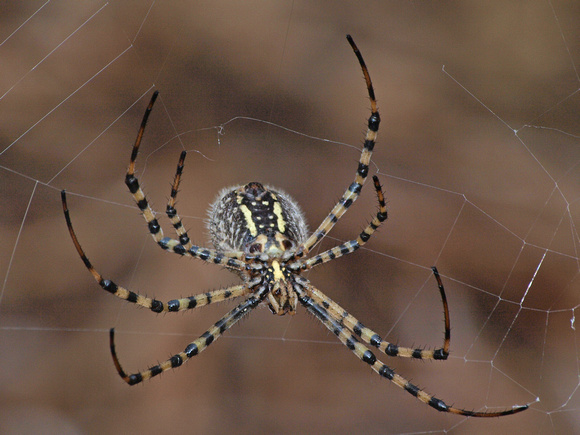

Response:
(208, 182), (309, 315)
(61, 35), (527, 417)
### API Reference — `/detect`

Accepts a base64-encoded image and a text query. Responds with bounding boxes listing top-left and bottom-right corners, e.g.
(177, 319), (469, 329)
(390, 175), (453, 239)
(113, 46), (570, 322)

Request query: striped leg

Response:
(111, 287), (267, 385)
(295, 284), (528, 417)
(298, 267), (450, 360)
(124, 92), (245, 268)
(165, 150), (193, 251)
(61, 190), (249, 313)
(293, 35), (380, 260)
(302, 176), (387, 270)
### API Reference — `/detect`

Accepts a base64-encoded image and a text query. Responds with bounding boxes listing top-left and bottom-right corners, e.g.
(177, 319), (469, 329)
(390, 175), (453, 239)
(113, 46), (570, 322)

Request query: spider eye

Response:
(282, 240), (293, 250)
(248, 243), (262, 253)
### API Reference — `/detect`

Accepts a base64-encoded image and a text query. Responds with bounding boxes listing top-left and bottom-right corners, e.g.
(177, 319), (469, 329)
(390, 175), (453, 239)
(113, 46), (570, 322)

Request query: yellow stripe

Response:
(272, 199), (286, 232)
(272, 261), (284, 281)
(237, 199), (258, 236)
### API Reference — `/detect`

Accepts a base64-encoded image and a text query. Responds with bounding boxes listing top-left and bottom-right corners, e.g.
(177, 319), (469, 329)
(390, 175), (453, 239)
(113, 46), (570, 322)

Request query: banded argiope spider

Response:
(61, 35), (528, 417)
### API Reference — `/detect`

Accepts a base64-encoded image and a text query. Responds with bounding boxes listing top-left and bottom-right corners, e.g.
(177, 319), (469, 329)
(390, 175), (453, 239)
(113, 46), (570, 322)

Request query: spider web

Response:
(1, 1), (578, 434)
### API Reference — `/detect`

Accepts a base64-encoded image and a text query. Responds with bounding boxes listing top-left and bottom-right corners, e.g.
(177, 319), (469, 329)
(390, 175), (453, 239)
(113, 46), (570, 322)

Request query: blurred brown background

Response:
(1, 1), (579, 434)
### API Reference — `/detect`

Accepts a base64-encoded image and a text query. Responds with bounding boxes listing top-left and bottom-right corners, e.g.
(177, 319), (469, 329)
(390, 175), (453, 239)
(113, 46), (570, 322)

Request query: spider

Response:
(61, 35), (528, 417)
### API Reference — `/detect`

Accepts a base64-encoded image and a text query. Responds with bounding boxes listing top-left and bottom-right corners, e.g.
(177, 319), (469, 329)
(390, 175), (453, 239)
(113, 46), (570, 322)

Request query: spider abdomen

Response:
(208, 182), (308, 257)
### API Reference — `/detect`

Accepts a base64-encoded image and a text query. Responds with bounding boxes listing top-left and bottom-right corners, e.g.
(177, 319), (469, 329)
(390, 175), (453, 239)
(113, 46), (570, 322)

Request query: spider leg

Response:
(110, 287), (268, 385)
(61, 190), (249, 312)
(297, 268), (449, 360)
(293, 35), (380, 260)
(165, 150), (194, 251)
(301, 176), (387, 270)
(294, 283), (528, 417)
(122, 92), (245, 268)
(165, 151), (244, 259)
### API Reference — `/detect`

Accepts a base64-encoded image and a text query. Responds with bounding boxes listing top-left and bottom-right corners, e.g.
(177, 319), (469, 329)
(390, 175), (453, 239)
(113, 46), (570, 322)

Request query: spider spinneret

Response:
(61, 35), (528, 417)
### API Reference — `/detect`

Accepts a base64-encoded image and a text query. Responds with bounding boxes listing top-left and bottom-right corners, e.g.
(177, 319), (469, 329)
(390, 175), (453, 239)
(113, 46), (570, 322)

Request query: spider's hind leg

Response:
(303, 175), (387, 269)
(123, 92), (245, 268)
(165, 150), (193, 251)
(292, 35), (380, 261)
(124, 92), (185, 255)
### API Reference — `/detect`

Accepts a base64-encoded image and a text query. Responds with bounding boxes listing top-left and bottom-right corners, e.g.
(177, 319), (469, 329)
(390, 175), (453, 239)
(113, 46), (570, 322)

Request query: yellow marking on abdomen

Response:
(272, 200), (286, 233)
(237, 199), (258, 237)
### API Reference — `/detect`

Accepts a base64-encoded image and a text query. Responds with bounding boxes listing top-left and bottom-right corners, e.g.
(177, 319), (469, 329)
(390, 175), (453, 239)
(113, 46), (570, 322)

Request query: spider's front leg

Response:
(110, 286), (268, 385)
(299, 268), (450, 361)
(294, 282), (528, 417)
(61, 190), (250, 312)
